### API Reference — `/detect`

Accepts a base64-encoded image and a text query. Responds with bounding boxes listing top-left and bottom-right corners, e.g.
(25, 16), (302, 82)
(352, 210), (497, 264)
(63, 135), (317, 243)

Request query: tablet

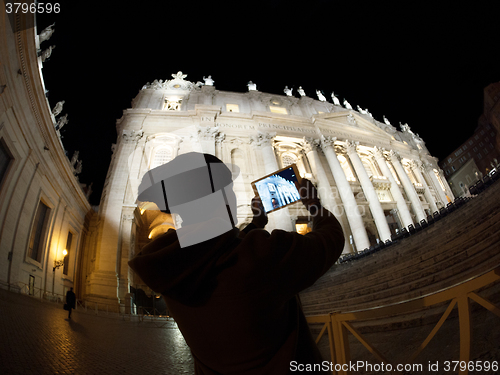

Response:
(251, 164), (302, 214)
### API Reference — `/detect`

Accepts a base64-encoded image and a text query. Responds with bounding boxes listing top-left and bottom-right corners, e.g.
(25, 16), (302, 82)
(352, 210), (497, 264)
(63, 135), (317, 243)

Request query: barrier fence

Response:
(0, 280), (173, 325)
(305, 266), (500, 375)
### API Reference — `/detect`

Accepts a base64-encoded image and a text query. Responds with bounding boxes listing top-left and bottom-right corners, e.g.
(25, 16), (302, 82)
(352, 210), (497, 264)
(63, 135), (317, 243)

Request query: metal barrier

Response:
(0, 280), (173, 326)
(306, 267), (500, 375)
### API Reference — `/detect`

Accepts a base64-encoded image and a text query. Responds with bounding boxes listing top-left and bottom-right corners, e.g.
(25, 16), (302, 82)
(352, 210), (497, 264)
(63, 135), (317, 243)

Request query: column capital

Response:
(122, 129), (144, 143)
(302, 137), (321, 154)
(345, 140), (359, 155)
(372, 146), (386, 160)
(388, 149), (401, 161)
(197, 126), (223, 141)
(250, 131), (276, 147)
(320, 135), (337, 149)
(408, 159), (423, 170)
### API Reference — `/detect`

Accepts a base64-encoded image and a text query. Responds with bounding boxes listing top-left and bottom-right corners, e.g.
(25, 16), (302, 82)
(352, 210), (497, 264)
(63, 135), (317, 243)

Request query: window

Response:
(63, 232), (72, 275)
(269, 106), (287, 114)
(27, 201), (50, 263)
(163, 98), (182, 111)
(226, 104), (239, 112)
(0, 139), (13, 188)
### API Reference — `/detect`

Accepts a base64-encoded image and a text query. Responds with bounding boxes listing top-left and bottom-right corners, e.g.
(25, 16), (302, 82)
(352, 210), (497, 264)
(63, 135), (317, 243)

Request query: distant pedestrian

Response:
(65, 287), (76, 319)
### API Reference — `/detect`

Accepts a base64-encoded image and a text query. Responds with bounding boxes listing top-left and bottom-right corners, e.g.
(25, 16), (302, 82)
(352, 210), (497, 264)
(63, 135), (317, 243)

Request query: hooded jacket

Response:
(129, 207), (344, 374)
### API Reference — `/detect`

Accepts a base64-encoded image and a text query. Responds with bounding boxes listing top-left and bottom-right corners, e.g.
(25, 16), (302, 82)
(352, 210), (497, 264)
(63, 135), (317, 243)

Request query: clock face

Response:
(173, 84), (181, 88)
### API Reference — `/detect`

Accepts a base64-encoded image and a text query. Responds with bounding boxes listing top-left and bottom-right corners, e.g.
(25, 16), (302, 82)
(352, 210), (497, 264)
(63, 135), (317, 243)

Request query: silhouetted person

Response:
(129, 152), (344, 374)
(66, 287), (76, 319)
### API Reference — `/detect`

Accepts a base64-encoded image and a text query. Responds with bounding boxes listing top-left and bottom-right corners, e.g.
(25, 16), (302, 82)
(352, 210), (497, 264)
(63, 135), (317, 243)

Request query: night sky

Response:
(35, 1), (500, 205)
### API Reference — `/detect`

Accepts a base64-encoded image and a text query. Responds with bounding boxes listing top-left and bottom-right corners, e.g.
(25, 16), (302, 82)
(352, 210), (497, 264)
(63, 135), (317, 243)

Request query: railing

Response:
(0, 280), (173, 326)
(306, 267), (500, 375)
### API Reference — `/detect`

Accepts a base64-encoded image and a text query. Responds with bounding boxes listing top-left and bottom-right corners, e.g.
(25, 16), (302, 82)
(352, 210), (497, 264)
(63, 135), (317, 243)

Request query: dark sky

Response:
(36, 1), (500, 205)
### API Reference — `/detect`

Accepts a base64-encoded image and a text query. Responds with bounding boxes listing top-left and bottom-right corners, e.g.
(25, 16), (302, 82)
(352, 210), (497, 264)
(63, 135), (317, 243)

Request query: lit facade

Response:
(82, 73), (453, 310)
(0, 15), (90, 300)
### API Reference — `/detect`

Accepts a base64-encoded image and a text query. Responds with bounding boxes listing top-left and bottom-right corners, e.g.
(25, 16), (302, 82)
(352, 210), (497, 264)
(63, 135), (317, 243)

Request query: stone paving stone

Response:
(0, 289), (194, 375)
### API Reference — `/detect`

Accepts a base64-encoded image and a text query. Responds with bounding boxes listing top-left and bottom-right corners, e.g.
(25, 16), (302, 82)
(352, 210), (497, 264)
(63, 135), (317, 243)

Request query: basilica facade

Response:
(81, 72), (454, 310)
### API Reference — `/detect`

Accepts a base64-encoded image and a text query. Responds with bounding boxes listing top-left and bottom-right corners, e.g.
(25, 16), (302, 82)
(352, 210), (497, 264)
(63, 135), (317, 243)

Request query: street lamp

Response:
(53, 249), (68, 272)
(52, 249), (68, 298)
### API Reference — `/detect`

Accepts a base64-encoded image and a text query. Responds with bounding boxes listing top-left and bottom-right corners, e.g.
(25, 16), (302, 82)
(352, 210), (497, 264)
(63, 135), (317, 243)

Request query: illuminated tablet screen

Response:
(252, 165), (301, 214)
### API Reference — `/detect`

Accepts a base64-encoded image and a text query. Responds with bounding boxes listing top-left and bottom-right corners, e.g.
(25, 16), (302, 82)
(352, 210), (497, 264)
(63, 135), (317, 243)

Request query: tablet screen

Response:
(252, 165), (301, 213)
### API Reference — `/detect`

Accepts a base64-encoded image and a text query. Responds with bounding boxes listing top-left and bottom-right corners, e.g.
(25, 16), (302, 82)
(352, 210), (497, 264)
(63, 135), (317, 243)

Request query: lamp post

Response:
(52, 249), (67, 297)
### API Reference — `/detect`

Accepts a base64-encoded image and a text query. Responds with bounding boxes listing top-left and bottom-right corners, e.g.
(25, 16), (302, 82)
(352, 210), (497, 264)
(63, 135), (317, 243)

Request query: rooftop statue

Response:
(70, 150), (79, 168)
(383, 115), (391, 126)
(203, 75), (214, 86)
(343, 99), (352, 110)
(52, 100), (64, 117)
(284, 86), (293, 96)
(316, 90), (327, 102)
(40, 45), (55, 62)
(331, 92), (340, 106)
(38, 23), (55, 44)
(172, 71), (188, 80)
(298, 87), (306, 97)
(400, 122), (414, 134)
(55, 114), (68, 131)
(356, 105), (367, 114)
(247, 81), (257, 91)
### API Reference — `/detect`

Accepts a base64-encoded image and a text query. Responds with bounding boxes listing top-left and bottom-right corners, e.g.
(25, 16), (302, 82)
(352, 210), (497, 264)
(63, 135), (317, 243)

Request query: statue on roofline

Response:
(39, 23), (55, 44)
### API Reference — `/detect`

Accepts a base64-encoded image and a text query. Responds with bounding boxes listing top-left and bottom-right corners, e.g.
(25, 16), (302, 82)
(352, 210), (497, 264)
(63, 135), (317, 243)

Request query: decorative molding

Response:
(345, 140), (359, 155)
(250, 132), (276, 147)
(122, 129), (144, 143)
(302, 137), (321, 154)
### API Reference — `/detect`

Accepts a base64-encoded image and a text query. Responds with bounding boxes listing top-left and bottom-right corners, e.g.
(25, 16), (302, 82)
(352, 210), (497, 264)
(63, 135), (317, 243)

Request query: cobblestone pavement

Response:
(0, 289), (194, 375)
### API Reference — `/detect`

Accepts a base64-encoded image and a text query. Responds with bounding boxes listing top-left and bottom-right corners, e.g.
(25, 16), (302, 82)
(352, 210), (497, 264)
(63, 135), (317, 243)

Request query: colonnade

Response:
(249, 132), (452, 252)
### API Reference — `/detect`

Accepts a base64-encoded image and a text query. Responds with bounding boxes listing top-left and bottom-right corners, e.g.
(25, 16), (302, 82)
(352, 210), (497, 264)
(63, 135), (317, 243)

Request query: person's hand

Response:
(251, 196), (268, 228)
(295, 179), (321, 212)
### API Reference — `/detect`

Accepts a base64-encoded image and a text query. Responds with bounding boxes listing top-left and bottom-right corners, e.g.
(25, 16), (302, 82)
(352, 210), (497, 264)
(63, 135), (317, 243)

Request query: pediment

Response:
(314, 111), (397, 139)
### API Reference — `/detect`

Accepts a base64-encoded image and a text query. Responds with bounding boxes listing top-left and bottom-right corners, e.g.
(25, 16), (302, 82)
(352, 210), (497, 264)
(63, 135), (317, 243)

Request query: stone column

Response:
(423, 162), (448, 207)
(321, 136), (370, 251)
(388, 151), (426, 223)
(373, 147), (413, 228)
(302, 138), (337, 211)
(346, 141), (392, 242)
(303, 138), (350, 251)
(251, 132), (293, 231)
(410, 160), (438, 214)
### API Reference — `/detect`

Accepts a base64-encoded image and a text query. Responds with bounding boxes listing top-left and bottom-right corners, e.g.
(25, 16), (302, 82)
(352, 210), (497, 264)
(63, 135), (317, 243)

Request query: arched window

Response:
(151, 147), (173, 169)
